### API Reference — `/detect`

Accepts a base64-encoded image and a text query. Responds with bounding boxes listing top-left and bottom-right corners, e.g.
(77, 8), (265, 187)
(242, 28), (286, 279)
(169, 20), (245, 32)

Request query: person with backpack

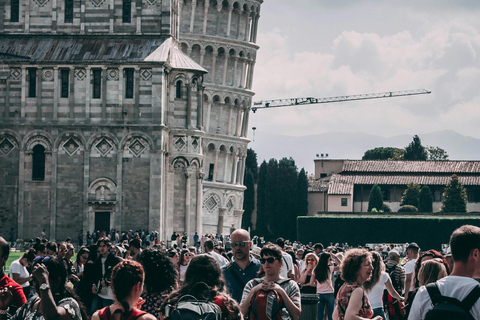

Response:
(408, 225), (480, 320)
(161, 254), (241, 320)
(383, 250), (406, 320)
(91, 260), (156, 320)
(239, 243), (301, 320)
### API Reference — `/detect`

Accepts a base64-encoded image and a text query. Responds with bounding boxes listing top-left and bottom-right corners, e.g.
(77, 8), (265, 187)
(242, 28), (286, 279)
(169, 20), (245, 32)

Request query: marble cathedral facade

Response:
(0, 0), (262, 242)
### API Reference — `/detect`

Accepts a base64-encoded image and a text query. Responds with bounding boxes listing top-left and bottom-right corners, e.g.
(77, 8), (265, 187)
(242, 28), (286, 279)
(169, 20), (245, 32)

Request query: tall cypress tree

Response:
(368, 184), (383, 212)
(256, 161), (268, 236)
(296, 168), (309, 217)
(404, 135), (427, 160)
(418, 185), (433, 212)
(242, 168), (255, 230)
(276, 158), (298, 240)
(441, 174), (468, 213)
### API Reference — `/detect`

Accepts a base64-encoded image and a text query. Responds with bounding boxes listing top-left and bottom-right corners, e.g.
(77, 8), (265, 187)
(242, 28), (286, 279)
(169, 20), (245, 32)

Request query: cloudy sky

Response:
(249, 0), (480, 142)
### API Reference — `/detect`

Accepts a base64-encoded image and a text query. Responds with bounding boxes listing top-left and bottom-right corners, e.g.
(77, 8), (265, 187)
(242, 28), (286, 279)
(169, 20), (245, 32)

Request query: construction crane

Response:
(251, 89), (431, 113)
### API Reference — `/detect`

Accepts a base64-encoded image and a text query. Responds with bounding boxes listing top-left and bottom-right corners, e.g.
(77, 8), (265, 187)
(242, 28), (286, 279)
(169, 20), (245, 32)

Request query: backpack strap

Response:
(98, 307), (112, 320)
(126, 309), (148, 320)
(227, 263), (246, 288)
(461, 285), (480, 311)
(426, 283), (442, 305)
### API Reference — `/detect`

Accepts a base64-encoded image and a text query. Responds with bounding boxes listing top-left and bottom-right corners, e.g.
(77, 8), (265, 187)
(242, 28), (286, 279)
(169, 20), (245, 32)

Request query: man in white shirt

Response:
(276, 237), (293, 279)
(404, 242), (420, 301)
(204, 239), (228, 268)
(408, 225), (480, 320)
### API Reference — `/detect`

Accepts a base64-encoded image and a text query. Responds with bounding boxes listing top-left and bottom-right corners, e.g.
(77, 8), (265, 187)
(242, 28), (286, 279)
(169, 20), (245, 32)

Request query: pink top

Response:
(316, 265), (334, 294)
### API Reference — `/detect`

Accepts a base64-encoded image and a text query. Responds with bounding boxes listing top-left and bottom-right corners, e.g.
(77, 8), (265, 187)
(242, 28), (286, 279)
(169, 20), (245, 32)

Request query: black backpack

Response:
(165, 282), (222, 320)
(424, 283), (480, 320)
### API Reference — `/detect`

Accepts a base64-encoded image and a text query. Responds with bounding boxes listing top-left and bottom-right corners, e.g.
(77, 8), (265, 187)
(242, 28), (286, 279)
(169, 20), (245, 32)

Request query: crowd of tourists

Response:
(0, 224), (480, 320)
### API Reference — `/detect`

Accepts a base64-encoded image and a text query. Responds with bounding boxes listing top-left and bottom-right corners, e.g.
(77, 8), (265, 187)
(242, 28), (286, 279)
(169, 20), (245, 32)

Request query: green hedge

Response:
(297, 216), (480, 251)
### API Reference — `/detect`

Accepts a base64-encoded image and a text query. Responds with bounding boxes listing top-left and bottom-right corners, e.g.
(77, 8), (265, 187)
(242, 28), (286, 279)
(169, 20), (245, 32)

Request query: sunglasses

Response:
(231, 241), (248, 248)
(184, 253), (193, 257)
(260, 257), (278, 264)
(34, 256), (51, 264)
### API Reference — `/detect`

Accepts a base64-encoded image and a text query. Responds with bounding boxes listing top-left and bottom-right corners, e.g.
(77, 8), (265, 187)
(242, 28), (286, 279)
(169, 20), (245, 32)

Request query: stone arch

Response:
(88, 177), (117, 202)
(203, 190), (224, 212)
(121, 134), (152, 158)
(190, 43), (202, 64)
(120, 131), (154, 151)
(0, 130), (21, 157)
(190, 157), (202, 168)
(225, 194), (237, 213)
(180, 42), (189, 54)
(87, 132), (119, 152)
(55, 131), (86, 151)
(24, 130), (53, 151)
(172, 156), (190, 167)
(88, 132), (118, 157)
(56, 132), (85, 157)
(203, 45), (214, 82)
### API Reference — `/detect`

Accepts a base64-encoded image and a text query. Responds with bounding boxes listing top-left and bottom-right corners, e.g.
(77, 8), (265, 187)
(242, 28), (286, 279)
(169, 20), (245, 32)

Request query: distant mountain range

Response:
(248, 130), (480, 174)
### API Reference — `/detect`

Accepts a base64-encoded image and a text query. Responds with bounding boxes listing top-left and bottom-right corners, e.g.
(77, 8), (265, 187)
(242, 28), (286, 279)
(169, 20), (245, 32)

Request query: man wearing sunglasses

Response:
(222, 229), (260, 303)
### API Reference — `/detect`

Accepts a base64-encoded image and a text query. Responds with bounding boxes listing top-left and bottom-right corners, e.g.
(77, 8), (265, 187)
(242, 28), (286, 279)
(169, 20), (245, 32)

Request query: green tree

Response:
(245, 148), (259, 182)
(441, 174), (468, 213)
(418, 185), (433, 212)
(404, 135), (427, 160)
(296, 168), (309, 217)
(256, 161), (268, 236)
(362, 147), (404, 160)
(242, 168), (255, 230)
(400, 182), (421, 208)
(368, 184), (383, 212)
(426, 146), (449, 161)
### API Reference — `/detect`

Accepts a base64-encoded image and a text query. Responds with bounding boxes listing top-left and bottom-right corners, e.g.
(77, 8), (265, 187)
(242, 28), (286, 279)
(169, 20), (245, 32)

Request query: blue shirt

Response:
(221, 256), (261, 303)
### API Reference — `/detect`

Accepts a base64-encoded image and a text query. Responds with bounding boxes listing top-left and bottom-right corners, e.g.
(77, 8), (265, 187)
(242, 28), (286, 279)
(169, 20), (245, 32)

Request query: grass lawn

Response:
(3, 252), (77, 274)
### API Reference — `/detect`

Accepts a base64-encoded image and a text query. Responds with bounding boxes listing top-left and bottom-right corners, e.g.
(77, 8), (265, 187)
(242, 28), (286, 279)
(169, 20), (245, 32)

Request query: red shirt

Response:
(0, 273), (27, 311)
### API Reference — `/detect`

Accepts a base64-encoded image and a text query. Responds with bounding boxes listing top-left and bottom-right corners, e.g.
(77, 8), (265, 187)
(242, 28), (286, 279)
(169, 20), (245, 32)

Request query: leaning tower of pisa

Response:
(178, 0), (262, 235)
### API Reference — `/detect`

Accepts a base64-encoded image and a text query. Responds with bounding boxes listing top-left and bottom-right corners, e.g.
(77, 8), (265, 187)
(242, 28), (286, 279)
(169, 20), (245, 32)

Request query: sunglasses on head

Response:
(231, 241), (248, 248)
(260, 257), (278, 264)
(34, 256), (51, 264)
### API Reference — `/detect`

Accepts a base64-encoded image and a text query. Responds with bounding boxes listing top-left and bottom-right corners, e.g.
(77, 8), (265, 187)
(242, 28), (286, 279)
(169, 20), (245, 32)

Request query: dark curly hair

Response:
(111, 260), (144, 317)
(137, 248), (178, 294)
(161, 254), (241, 319)
(340, 248), (372, 283)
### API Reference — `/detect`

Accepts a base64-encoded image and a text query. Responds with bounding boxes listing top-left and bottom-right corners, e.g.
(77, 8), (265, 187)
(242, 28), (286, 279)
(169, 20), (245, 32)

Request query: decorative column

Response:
(115, 148), (123, 232)
(197, 85), (204, 129)
(49, 147), (58, 240)
(245, 12), (251, 42)
(215, 3), (222, 34)
(216, 104), (223, 133)
(222, 151), (229, 183)
(235, 107), (242, 136)
(226, 5), (233, 36)
(213, 150), (219, 181)
(202, 0), (209, 34)
(205, 101), (212, 131)
(253, 14), (260, 42)
(185, 170), (192, 239)
(83, 149), (90, 238)
(239, 58), (245, 88)
(249, 14), (256, 42)
(232, 55), (238, 87)
(244, 60), (251, 90)
(239, 153), (246, 184)
(199, 49), (206, 65)
(226, 103), (233, 135)
(222, 54), (229, 86)
(53, 67), (59, 119)
(248, 61), (256, 89)
(217, 207), (226, 234)
(189, 0), (197, 33)
(231, 152), (238, 184)
(210, 51), (217, 83)
(186, 82), (193, 128)
(196, 171), (204, 236)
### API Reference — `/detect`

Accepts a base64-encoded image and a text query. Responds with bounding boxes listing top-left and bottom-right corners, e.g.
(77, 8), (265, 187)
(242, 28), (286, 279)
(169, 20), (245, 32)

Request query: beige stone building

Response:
(0, 0), (262, 242)
(309, 159), (480, 214)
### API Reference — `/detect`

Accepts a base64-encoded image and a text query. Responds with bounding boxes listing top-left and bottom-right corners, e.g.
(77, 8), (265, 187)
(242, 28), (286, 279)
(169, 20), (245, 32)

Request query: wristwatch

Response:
(39, 283), (51, 291)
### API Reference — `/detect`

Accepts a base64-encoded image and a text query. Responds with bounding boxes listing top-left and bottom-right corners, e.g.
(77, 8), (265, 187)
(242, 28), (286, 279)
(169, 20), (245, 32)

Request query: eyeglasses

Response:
(260, 257), (278, 264)
(34, 256), (51, 264)
(231, 241), (248, 248)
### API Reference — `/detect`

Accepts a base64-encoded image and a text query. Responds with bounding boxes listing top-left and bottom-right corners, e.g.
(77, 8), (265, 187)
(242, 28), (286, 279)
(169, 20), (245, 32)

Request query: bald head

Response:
(231, 229), (250, 242)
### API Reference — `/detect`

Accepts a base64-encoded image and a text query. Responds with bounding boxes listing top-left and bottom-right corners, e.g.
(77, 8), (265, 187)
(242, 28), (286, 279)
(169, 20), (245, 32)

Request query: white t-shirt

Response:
(408, 276), (480, 320)
(366, 271), (389, 309)
(280, 252), (293, 279)
(404, 258), (416, 292)
(207, 251), (228, 268)
(9, 259), (30, 288)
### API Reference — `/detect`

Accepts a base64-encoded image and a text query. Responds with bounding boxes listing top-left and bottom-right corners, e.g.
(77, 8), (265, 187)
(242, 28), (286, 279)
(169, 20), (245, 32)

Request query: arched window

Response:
(176, 80), (182, 98)
(32, 145), (45, 181)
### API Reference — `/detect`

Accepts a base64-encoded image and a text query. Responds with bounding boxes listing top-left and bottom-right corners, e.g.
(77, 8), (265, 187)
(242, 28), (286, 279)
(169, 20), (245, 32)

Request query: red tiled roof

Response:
(326, 173), (480, 195)
(342, 160), (480, 173)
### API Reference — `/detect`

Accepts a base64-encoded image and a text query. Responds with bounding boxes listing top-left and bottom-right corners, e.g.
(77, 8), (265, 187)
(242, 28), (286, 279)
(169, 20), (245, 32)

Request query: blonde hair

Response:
(418, 259), (447, 287)
(304, 252), (319, 264)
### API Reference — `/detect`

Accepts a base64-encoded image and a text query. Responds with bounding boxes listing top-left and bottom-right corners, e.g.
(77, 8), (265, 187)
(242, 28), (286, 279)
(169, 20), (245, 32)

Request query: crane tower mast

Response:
(251, 89), (431, 113)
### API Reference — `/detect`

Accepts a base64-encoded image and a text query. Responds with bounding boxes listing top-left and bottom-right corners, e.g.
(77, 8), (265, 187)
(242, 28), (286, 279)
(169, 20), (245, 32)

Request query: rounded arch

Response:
(120, 132), (154, 150)
(203, 190), (225, 210)
(0, 130), (21, 156)
(24, 130), (53, 151)
(87, 132), (119, 151)
(203, 92), (212, 103)
(190, 157), (202, 168)
(171, 156), (190, 167)
(54, 131), (86, 150)
(212, 94), (222, 103)
(88, 177), (117, 202)
(224, 96), (231, 105)
(228, 48), (237, 56)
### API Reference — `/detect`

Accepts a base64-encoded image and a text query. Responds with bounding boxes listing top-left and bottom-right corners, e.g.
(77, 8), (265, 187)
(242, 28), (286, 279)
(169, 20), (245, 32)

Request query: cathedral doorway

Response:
(95, 212), (110, 232)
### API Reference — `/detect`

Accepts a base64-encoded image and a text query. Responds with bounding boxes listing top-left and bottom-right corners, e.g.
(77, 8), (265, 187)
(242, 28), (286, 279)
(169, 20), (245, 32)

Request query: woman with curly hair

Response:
(92, 260), (156, 320)
(161, 254), (241, 320)
(363, 251), (403, 320)
(137, 248), (178, 319)
(333, 249), (382, 320)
